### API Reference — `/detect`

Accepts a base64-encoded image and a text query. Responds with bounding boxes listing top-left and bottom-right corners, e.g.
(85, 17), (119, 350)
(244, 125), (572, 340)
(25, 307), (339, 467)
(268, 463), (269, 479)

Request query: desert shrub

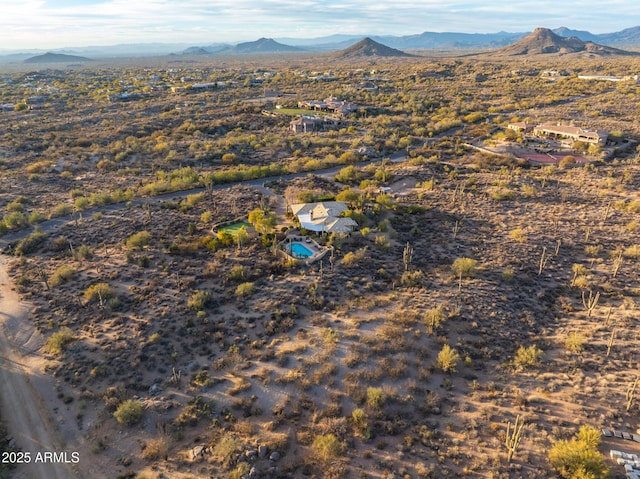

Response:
(28, 211), (46, 224)
(452, 257), (477, 278)
(212, 434), (241, 465)
(142, 436), (169, 460)
(14, 230), (47, 255)
(548, 425), (608, 479)
(230, 463), (251, 479)
(235, 282), (254, 297)
(423, 306), (445, 331)
(400, 270), (423, 287)
(565, 333), (588, 354)
(572, 275), (590, 289)
(84, 283), (115, 303)
(126, 231), (151, 249)
(50, 265), (77, 287)
(44, 327), (75, 354)
(311, 433), (343, 462)
(490, 188), (515, 201)
(502, 266), (515, 282)
(228, 265), (246, 282)
(341, 247), (367, 266)
(584, 244), (602, 257)
(623, 244), (640, 259)
(3, 211), (28, 230)
(180, 192), (204, 210)
(437, 344), (460, 373)
(50, 203), (73, 218)
(513, 345), (542, 370)
(366, 387), (386, 410)
(76, 245), (92, 260)
(200, 210), (213, 223)
(520, 184), (537, 197)
(509, 228), (527, 243)
(114, 399), (143, 426)
(350, 408), (371, 438)
(25, 160), (53, 174)
(188, 290), (211, 311)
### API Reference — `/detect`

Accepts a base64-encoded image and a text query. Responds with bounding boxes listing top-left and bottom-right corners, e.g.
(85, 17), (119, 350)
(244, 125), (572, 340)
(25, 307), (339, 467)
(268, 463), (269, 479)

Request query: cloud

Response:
(1, 0), (640, 49)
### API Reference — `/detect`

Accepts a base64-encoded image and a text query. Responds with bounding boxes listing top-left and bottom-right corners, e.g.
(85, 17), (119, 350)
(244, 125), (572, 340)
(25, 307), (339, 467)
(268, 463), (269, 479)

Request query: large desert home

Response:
(290, 201), (358, 233)
(533, 124), (608, 145)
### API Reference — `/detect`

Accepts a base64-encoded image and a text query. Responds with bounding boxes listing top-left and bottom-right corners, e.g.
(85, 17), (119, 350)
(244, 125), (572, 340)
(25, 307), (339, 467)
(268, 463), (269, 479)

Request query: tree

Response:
(248, 209), (276, 234)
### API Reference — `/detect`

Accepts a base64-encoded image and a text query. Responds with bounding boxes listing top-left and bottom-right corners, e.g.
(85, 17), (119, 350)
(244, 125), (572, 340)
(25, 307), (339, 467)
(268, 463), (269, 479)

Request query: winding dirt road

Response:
(0, 256), (80, 479)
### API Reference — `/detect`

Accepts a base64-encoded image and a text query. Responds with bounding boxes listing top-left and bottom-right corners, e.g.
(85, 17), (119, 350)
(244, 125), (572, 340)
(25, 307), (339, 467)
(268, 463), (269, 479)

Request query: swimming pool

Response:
(287, 242), (314, 258)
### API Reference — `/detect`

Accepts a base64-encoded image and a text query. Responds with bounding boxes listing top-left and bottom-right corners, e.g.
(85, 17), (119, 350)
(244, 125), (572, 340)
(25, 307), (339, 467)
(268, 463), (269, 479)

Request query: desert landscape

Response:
(2, 28), (640, 479)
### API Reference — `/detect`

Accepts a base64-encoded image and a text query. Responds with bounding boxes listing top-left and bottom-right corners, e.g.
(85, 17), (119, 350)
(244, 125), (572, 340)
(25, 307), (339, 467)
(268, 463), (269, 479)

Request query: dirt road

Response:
(0, 256), (80, 479)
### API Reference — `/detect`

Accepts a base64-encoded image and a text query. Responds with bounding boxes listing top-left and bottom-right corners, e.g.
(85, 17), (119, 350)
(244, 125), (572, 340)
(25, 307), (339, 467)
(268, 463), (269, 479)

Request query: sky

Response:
(2, 0), (640, 50)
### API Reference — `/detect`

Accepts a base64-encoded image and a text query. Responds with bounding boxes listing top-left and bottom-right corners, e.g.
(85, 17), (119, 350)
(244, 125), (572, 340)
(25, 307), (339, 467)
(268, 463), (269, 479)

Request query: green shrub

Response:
(212, 434), (240, 465)
(400, 270), (423, 287)
(513, 345), (542, 370)
(366, 387), (386, 410)
(114, 399), (143, 426)
(437, 344), (460, 373)
(509, 228), (528, 243)
(14, 230), (47, 255)
(44, 327), (75, 354)
(424, 306), (445, 331)
(50, 203), (73, 218)
(3, 211), (28, 230)
(235, 282), (254, 297)
(452, 257), (477, 278)
(126, 231), (151, 249)
(311, 434), (343, 462)
(548, 425), (608, 479)
(84, 283), (115, 303)
(188, 290), (210, 311)
(50, 265), (77, 287)
(565, 333), (587, 354)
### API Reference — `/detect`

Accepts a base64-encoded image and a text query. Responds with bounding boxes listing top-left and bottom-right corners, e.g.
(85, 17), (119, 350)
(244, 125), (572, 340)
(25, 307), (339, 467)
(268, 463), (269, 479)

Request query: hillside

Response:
(24, 52), (92, 63)
(332, 37), (413, 59)
(487, 27), (638, 56)
(221, 38), (303, 54)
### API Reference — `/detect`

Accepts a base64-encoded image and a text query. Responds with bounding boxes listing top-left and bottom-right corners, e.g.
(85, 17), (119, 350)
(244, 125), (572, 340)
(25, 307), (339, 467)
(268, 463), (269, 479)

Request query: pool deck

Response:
(280, 235), (330, 264)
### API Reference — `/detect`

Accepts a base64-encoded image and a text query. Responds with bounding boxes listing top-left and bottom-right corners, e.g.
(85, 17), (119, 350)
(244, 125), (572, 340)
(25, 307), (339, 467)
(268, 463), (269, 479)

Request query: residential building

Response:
(290, 201), (358, 233)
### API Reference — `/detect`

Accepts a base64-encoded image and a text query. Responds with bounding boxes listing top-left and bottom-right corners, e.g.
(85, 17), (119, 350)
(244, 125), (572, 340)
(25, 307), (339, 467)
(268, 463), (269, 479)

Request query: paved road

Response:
(0, 153), (407, 250)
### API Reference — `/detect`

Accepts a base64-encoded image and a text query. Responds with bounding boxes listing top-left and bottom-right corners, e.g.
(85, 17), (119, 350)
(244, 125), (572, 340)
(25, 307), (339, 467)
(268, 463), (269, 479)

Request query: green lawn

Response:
(218, 221), (250, 236)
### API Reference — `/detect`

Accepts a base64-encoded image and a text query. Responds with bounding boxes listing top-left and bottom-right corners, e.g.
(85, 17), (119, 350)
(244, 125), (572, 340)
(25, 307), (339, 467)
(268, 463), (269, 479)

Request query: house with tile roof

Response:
(290, 201), (358, 233)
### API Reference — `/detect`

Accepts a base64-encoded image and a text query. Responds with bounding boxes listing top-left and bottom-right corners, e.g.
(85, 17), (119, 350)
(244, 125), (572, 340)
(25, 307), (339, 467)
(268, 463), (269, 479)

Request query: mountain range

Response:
(174, 26), (640, 56)
(3, 26), (640, 61)
(484, 27), (639, 57)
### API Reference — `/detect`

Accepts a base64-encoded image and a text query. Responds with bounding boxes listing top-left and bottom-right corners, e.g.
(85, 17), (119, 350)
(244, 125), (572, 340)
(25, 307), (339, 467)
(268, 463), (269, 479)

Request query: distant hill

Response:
(332, 38), (413, 59)
(24, 52), (92, 63)
(598, 26), (640, 47)
(487, 28), (638, 56)
(552, 27), (599, 42)
(220, 38), (303, 54)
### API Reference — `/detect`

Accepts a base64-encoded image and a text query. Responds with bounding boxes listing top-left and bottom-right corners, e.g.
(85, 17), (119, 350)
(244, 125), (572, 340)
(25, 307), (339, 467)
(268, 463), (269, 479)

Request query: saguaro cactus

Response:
(505, 414), (525, 463)
(403, 242), (413, 272)
(626, 376), (639, 412)
(582, 290), (600, 317)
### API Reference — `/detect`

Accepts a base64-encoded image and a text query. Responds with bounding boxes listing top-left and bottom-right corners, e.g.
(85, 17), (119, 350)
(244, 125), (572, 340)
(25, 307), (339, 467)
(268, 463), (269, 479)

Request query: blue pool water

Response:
(288, 243), (314, 258)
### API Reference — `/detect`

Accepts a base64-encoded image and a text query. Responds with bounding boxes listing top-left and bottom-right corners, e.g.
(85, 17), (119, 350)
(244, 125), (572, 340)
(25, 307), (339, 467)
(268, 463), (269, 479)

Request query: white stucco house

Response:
(290, 201), (358, 233)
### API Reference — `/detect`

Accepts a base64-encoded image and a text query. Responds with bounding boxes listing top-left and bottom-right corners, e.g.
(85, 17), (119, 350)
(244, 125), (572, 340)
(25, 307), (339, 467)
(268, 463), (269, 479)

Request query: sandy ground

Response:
(0, 255), (82, 479)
